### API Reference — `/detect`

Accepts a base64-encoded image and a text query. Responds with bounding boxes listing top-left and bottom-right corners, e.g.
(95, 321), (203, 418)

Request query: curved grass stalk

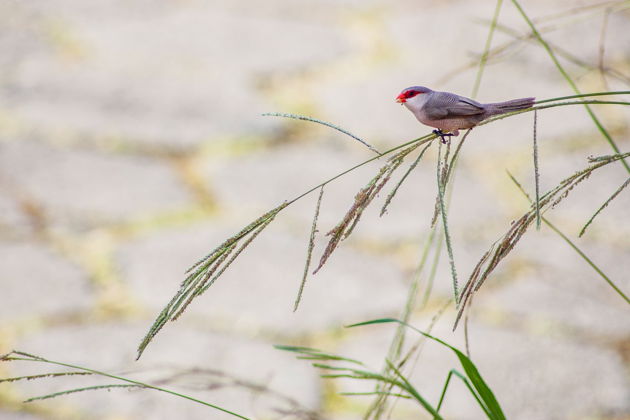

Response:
(579, 176), (630, 238)
(481, 99), (630, 128)
(546, 219), (629, 305)
(365, 224), (440, 420)
(262, 112), (381, 155)
(534, 91), (630, 104)
(369, 129), (467, 419)
(138, 92), (630, 357)
(511, 0), (630, 173)
(437, 369), (488, 417)
(381, 142), (433, 216)
(277, 346), (444, 419)
(349, 319), (506, 420)
(284, 94), (628, 213)
(471, 0), (503, 99)
(25, 384), (141, 402)
(508, 172), (629, 304)
(479, 20), (630, 87)
(455, 152), (630, 328)
(2, 351), (250, 420)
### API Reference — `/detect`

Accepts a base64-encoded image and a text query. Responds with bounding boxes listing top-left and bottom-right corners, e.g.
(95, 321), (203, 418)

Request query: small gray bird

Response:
(396, 86), (535, 141)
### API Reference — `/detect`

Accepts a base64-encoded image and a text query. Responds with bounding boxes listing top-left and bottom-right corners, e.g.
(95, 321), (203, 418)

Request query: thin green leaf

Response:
(507, 171), (629, 305)
(545, 219), (629, 304)
(349, 319), (506, 420)
(366, 223), (441, 420)
(321, 373), (383, 381)
(471, 0), (503, 98)
(437, 370), (490, 418)
(444, 130), (471, 187)
(482, 18), (630, 86)
(534, 91), (630, 104)
(380, 142), (433, 216)
(4, 351), (251, 420)
(277, 343), (443, 418)
(456, 153), (630, 327)
(311, 364), (357, 372)
(436, 370), (455, 412)
(385, 359), (443, 419)
(579, 176), (630, 237)
(340, 391), (411, 399)
(273, 345), (365, 366)
(481, 100), (630, 128)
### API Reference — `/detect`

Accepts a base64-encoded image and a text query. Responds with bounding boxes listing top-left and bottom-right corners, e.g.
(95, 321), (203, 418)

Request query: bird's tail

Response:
(487, 97), (535, 115)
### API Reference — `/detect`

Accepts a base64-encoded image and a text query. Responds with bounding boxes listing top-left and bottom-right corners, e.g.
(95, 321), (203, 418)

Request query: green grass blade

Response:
(276, 344), (443, 418)
(365, 222), (440, 420)
(348, 319), (506, 420)
(579, 176), (630, 237)
(311, 363), (357, 372)
(545, 220), (630, 304)
(510, 0), (630, 173)
(507, 172), (629, 304)
(340, 391), (411, 399)
(385, 360), (443, 419)
(481, 100), (630, 129)
(273, 345), (365, 366)
(25, 384), (140, 402)
(381, 142), (433, 216)
(471, 0), (503, 99)
(437, 369), (491, 418)
(444, 130), (471, 186)
(534, 91), (630, 104)
(436, 369), (455, 413)
(5, 351), (251, 420)
(450, 351), (503, 420)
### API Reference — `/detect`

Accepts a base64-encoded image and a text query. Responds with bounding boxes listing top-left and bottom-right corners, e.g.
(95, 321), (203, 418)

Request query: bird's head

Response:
(396, 86), (432, 104)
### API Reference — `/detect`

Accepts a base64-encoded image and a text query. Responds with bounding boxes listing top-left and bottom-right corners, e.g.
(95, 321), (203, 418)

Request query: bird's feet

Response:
(433, 130), (454, 144)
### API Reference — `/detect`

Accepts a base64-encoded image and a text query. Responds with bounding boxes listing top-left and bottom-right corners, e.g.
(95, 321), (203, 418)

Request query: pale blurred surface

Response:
(1, 1), (629, 419)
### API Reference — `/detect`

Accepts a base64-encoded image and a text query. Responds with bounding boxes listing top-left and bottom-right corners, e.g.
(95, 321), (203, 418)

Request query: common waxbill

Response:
(396, 86), (535, 141)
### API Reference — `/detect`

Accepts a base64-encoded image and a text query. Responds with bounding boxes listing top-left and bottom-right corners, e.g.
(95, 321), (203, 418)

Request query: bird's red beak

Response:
(396, 93), (406, 103)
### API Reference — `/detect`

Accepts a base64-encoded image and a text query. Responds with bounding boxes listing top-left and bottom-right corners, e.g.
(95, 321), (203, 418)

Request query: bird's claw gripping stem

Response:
(433, 130), (453, 144)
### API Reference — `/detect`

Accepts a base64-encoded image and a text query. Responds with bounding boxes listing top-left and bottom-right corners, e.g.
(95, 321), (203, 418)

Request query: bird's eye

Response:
(405, 90), (421, 98)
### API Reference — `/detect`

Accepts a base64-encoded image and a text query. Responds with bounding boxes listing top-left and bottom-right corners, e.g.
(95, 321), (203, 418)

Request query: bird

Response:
(396, 86), (535, 142)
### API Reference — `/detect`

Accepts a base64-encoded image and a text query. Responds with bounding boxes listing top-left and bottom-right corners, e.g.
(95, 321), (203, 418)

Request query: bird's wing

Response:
(424, 92), (485, 120)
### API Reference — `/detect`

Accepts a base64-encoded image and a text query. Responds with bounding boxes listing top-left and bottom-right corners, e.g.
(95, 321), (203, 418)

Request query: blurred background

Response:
(1, 0), (629, 419)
